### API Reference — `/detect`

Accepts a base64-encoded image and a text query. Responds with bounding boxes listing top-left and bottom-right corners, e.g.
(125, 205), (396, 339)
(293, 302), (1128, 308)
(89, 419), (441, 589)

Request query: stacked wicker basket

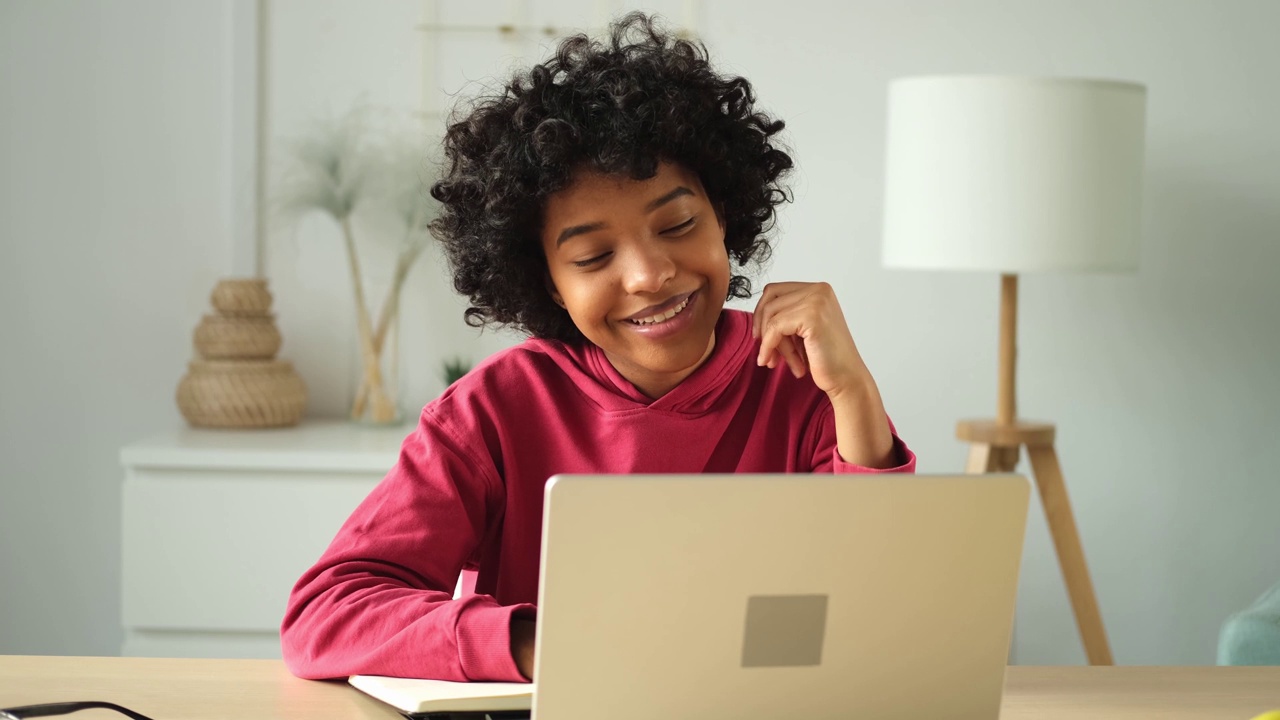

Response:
(176, 278), (307, 428)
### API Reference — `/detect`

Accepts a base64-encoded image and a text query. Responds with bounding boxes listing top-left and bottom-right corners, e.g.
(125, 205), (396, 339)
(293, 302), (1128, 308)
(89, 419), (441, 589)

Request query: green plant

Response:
(442, 357), (472, 388)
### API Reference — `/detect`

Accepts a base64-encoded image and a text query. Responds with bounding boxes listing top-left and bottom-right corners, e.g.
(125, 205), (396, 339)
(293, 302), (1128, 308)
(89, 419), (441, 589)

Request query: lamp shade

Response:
(881, 76), (1146, 273)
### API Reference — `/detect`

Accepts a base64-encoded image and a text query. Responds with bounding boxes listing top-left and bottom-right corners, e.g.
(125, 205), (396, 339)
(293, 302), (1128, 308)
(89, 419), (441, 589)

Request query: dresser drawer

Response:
(122, 467), (379, 631)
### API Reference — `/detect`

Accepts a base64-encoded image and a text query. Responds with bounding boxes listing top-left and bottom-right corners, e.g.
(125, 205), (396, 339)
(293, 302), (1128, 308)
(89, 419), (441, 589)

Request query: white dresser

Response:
(119, 420), (412, 658)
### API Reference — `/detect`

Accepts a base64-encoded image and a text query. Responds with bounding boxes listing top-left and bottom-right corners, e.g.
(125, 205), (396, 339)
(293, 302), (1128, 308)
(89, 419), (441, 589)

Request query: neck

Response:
(608, 331), (717, 400)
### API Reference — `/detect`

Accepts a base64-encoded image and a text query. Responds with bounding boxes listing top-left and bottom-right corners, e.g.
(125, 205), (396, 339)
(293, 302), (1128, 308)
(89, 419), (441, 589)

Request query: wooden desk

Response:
(1, 656), (1278, 719)
(0, 657), (400, 720)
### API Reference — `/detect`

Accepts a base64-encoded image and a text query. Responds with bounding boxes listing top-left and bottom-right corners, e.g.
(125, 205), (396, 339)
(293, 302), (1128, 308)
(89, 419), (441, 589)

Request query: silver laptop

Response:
(532, 473), (1029, 720)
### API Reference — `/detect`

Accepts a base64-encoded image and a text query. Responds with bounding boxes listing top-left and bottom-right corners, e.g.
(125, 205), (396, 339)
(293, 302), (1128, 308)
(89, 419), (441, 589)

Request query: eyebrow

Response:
(555, 185), (696, 247)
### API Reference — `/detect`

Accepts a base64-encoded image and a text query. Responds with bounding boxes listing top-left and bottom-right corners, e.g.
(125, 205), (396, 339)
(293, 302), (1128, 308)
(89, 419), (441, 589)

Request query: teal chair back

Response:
(1218, 581), (1280, 665)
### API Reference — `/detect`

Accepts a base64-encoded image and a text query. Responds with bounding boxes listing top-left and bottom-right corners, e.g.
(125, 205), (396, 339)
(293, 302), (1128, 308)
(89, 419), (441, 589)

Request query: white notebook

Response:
(349, 675), (534, 714)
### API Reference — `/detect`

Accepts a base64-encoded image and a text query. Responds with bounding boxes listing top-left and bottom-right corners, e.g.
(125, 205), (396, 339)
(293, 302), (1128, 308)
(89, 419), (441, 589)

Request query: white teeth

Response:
(631, 296), (690, 325)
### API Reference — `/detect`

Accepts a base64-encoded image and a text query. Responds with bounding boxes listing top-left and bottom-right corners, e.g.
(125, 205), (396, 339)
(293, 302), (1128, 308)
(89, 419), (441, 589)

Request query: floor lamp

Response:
(880, 76), (1147, 665)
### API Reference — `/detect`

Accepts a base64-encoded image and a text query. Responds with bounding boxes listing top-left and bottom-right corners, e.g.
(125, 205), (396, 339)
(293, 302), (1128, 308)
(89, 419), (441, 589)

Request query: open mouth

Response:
(626, 292), (694, 326)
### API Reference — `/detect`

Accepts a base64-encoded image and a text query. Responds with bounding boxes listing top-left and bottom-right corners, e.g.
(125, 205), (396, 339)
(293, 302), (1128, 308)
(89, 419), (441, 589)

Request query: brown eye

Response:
(573, 252), (611, 268)
(662, 218), (696, 235)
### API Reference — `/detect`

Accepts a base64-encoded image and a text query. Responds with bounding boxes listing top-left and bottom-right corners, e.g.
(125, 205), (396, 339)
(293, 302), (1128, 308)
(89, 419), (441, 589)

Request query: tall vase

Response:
(349, 297), (402, 426)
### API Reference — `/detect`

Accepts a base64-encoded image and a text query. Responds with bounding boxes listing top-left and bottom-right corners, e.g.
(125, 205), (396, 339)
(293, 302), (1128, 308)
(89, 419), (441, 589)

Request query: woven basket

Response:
(210, 278), (273, 317)
(176, 359), (307, 428)
(193, 314), (282, 360)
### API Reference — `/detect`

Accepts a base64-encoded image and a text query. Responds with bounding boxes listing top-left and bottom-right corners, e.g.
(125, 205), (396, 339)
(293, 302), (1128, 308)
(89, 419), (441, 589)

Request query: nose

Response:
(619, 240), (676, 295)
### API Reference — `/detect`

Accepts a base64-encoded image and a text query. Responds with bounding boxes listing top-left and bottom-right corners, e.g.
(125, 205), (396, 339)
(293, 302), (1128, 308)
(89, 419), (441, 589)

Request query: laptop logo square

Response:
(741, 594), (828, 667)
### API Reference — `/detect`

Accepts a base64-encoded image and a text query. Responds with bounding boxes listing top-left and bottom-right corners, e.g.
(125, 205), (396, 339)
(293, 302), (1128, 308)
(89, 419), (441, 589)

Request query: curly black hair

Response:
(429, 11), (793, 342)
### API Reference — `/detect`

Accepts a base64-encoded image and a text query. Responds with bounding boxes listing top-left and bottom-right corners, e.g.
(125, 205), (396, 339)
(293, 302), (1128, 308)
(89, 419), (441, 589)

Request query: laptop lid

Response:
(532, 473), (1029, 720)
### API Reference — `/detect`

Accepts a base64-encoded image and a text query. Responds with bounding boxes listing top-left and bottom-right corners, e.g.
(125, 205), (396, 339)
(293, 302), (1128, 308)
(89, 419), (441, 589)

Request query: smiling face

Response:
(541, 162), (731, 399)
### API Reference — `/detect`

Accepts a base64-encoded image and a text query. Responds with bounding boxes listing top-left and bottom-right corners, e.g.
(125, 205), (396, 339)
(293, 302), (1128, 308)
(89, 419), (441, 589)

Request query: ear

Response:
(545, 273), (565, 308)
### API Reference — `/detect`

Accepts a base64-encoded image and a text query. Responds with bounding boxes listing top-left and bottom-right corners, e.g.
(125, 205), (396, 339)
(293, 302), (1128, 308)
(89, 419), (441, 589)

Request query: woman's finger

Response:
(757, 304), (810, 378)
(752, 282), (805, 339)
(754, 289), (810, 361)
(774, 335), (807, 378)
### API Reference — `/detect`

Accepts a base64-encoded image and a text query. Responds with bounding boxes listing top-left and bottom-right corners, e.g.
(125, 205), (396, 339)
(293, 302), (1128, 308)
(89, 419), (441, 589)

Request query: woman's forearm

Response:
(827, 373), (896, 468)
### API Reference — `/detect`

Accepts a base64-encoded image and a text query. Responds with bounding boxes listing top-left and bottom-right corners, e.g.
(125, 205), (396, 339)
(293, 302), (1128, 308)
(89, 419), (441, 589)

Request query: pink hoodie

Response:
(282, 309), (915, 681)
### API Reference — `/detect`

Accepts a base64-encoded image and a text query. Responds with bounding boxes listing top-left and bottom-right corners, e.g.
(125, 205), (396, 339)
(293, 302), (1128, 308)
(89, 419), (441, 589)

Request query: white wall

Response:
(2, 0), (1277, 665)
(0, 0), (239, 654)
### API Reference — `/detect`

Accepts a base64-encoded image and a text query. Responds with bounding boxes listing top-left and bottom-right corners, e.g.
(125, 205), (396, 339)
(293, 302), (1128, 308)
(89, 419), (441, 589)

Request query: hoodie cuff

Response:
(834, 434), (916, 474)
(455, 598), (538, 682)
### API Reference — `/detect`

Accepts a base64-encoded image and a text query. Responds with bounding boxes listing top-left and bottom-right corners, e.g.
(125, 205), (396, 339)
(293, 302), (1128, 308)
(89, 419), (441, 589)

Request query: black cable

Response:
(0, 701), (156, 720)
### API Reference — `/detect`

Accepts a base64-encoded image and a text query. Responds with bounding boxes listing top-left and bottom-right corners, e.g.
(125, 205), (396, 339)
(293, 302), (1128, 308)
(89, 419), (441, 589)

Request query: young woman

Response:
(282, 12), (914, 683)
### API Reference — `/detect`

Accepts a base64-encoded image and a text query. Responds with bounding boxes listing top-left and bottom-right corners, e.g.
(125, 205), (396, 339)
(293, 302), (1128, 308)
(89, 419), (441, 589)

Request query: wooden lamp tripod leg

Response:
(1025, 443), (1114, 665)
(965, 443), (995, 473)
(963, 436), (1113, 664)
(966, 443), (1019, 473)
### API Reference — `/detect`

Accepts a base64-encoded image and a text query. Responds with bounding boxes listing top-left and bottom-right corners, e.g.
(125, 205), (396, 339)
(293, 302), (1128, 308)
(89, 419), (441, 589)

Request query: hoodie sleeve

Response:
(280, 411), (534, 682)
